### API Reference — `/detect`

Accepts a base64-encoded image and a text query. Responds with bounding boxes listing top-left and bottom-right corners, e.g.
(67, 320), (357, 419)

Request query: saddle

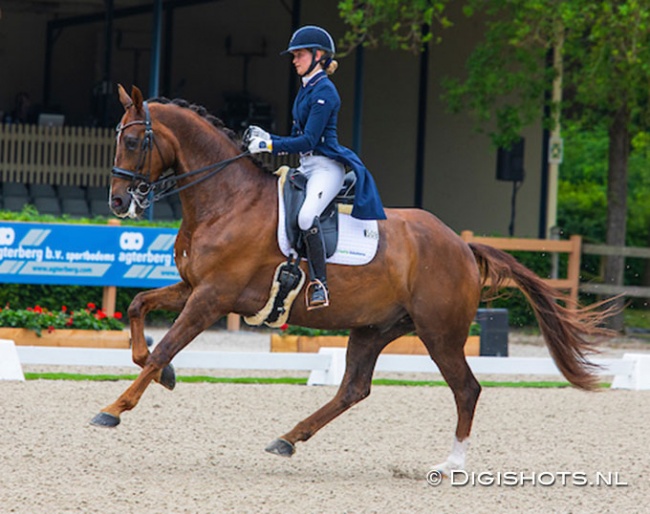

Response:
(243, 168), (357, 328)
(282, 167), (356, 259)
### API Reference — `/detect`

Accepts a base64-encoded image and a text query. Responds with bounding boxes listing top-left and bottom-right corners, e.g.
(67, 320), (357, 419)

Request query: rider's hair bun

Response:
(325, 59), (338, 75)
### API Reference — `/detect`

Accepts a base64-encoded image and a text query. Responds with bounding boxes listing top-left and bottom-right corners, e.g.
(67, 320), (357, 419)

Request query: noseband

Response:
(112, 101), (250, 210)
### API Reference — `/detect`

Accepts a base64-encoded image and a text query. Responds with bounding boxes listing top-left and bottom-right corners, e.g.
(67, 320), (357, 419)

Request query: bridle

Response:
(112, 101), (250, 211)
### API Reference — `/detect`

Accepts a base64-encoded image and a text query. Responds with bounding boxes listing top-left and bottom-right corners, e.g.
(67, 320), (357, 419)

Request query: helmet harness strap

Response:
(302, 48), (331, 77)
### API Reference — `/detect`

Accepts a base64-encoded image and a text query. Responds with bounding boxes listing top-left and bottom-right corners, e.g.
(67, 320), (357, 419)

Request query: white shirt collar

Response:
(302, 69), (325, 87)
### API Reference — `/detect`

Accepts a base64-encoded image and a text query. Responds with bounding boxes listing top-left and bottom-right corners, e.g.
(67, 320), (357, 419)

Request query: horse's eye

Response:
(124, 136), (139, 151)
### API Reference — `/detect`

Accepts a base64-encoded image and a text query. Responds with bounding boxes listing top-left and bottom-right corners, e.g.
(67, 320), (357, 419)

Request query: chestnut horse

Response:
(93, 85), (611, 476)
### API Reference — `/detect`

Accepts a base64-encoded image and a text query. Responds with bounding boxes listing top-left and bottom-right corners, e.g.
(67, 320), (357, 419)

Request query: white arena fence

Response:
(1, 341), (649, 390)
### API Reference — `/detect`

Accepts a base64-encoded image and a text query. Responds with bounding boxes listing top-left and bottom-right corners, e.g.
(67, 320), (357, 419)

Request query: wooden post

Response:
(460, 230), (474, 243)
(102, 218), (121, 315)
(567, 235), (582, 305)
(102, 285), (117, 316)
(227, 313), (240, 331)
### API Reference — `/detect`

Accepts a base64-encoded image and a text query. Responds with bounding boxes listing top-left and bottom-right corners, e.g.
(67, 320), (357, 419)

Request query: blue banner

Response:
(0, 222), (180, 288)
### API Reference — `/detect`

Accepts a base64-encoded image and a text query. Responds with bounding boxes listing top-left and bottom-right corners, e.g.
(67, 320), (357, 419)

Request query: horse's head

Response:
(110, 84), (172, 218)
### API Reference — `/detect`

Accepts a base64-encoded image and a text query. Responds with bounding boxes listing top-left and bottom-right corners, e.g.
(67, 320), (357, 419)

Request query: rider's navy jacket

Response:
(270, 72), (387, 220)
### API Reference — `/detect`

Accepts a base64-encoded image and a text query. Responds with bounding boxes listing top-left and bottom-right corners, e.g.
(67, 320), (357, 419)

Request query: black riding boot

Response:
(302, 218), (329, 309)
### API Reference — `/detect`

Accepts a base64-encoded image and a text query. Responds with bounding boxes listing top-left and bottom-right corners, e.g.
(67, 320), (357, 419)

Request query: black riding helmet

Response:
(281, 25), (335, 76)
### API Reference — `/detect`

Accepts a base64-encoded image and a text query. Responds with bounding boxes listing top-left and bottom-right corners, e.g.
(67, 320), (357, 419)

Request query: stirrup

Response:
(305, 279), (329, 310)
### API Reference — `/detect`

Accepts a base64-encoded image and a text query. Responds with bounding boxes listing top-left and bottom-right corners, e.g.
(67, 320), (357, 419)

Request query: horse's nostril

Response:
(111, 197), (123, 208)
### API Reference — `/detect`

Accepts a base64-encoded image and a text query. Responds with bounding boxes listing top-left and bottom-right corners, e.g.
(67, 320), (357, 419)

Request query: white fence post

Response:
(0, 340), (25, 381)
(611, 353), (650, 390)
(307, 348), (347, 386)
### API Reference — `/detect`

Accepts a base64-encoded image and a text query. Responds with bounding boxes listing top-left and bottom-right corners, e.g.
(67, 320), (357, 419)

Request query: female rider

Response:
(245, 25), (386, 309)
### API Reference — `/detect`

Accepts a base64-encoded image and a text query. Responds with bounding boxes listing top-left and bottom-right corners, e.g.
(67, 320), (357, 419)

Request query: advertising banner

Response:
(0, 222), (180, 288)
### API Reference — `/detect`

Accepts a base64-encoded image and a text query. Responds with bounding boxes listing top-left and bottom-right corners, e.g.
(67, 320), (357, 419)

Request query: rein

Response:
(112, 101), (251, 210)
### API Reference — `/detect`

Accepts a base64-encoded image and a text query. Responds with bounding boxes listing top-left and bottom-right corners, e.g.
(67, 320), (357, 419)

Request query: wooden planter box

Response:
(0, 328), (130, 349)
(271, 334), (480, 357)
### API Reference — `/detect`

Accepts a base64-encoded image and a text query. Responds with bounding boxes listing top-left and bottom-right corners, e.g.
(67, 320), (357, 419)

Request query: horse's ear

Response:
(130, 86), (144, 113)
(117, 84), (133, 111)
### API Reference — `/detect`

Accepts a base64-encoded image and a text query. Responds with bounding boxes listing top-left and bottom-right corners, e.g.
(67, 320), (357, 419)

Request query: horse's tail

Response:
(469, 242), (616, 391)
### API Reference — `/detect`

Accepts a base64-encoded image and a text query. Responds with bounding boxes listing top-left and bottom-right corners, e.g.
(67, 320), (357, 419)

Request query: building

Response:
(0, 0), (547, 236)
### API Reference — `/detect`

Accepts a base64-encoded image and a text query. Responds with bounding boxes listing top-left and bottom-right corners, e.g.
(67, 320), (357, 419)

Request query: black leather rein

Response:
(112, 101), (250, 210)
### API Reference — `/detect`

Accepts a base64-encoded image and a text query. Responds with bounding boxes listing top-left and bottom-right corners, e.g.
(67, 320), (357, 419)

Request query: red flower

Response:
(66, 317), (74, 327)
(61, 305), (67, 312)
(113, 312), (123, 320)
(87, 302), (96, 310)
(34, 305), (43, 314)
(96, 310), (107, 320)
(47, 326), (55, 334)
(27, 307), (33, 312)
(280, 323), (289, 331)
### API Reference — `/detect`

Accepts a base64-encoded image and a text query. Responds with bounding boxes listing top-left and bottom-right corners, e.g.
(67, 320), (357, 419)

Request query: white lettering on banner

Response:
(22, 262), (111, 277)
(45, 247), (63, 260)
(118, 251), (173, 267)
(65, 250), (116, 263)
(0, 228), (16, 245)
(0, 246), (43, 262)
(120, 232), (144, 250)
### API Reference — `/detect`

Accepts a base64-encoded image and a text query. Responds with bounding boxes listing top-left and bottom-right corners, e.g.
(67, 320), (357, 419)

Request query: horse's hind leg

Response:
(266, 326), (396, 457)
(128, 281), (191, 390)
(421, 331), (481, 476)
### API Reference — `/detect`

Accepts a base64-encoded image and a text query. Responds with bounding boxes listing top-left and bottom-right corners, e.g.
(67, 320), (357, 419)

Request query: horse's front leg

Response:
(128, 281), (191, 390)
(90, 286), (227, 428)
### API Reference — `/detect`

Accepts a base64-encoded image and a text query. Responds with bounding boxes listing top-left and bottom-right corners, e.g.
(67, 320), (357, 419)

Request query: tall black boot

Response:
(302, 217), (329, 309)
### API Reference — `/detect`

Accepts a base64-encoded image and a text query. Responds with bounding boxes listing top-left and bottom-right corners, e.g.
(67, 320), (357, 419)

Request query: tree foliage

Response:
(337, 0), (452, 55)
(338, 0), (650, 328)
(441, 1), (650, 145)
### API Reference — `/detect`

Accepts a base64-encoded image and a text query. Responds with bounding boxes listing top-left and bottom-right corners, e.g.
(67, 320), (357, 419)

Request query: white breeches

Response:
(297, 154), (345, 231)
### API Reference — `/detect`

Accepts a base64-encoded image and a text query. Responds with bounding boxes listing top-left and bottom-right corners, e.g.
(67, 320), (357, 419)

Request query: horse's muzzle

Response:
(110, 193), (141, 218)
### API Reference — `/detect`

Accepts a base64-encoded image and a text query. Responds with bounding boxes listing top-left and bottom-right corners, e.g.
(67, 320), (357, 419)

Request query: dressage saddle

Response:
(282, 168), (356, 259)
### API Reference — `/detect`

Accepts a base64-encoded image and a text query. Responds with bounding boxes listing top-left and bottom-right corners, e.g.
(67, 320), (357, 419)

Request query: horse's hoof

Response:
(159, 364), (176, 391)
(90, 412), (121, 427)
(265, 438), (295, 457)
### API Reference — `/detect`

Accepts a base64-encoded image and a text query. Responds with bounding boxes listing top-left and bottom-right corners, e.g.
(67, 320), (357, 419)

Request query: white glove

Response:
(246, 125), (271, 140)
(247, 135), (273, 154)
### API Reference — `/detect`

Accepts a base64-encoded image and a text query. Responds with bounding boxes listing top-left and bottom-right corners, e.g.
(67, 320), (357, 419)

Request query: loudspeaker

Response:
(496, 138), (525, 182)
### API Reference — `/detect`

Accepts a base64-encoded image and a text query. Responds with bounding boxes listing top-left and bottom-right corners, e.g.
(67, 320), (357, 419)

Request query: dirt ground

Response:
(1, 375), (648, 513)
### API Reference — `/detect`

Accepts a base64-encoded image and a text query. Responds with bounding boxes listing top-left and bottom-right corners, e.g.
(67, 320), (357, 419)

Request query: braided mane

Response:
(149, 96), (274, 172)
(149, 97), (238, 142)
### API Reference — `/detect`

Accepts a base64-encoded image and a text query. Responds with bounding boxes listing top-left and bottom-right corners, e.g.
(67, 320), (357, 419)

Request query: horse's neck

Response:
(174, 145), (274, 227)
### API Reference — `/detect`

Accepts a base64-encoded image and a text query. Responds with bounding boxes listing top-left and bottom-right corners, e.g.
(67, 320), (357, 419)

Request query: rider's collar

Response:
(301, 69), (326, 87)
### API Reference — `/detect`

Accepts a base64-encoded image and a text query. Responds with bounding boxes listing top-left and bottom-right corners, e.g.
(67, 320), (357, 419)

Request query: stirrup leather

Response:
(305, 279), (330, 310)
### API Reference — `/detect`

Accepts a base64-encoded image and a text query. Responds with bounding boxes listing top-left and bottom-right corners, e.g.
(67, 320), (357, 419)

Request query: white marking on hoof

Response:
(431, 436), (469, 477)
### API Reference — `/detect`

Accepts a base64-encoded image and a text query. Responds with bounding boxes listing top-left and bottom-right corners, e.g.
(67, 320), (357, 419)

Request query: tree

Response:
(337, 0), (452, 54)
(340, 0), (650, 330)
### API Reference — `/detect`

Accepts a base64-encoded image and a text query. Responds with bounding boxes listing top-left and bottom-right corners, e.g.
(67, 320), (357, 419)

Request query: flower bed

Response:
(0, 303), (129, 348)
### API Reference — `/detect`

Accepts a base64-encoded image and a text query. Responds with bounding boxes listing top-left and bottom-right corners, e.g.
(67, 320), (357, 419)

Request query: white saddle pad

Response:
(276, 174), (379, 266)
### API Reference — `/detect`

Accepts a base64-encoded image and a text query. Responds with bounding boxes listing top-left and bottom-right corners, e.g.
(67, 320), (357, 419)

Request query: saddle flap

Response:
(282, 168), (339, 258)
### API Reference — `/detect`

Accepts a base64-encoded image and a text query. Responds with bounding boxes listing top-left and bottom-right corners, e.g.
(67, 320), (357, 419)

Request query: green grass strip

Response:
(23, 372), (611, 388)
(23, 372), (307, 384)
